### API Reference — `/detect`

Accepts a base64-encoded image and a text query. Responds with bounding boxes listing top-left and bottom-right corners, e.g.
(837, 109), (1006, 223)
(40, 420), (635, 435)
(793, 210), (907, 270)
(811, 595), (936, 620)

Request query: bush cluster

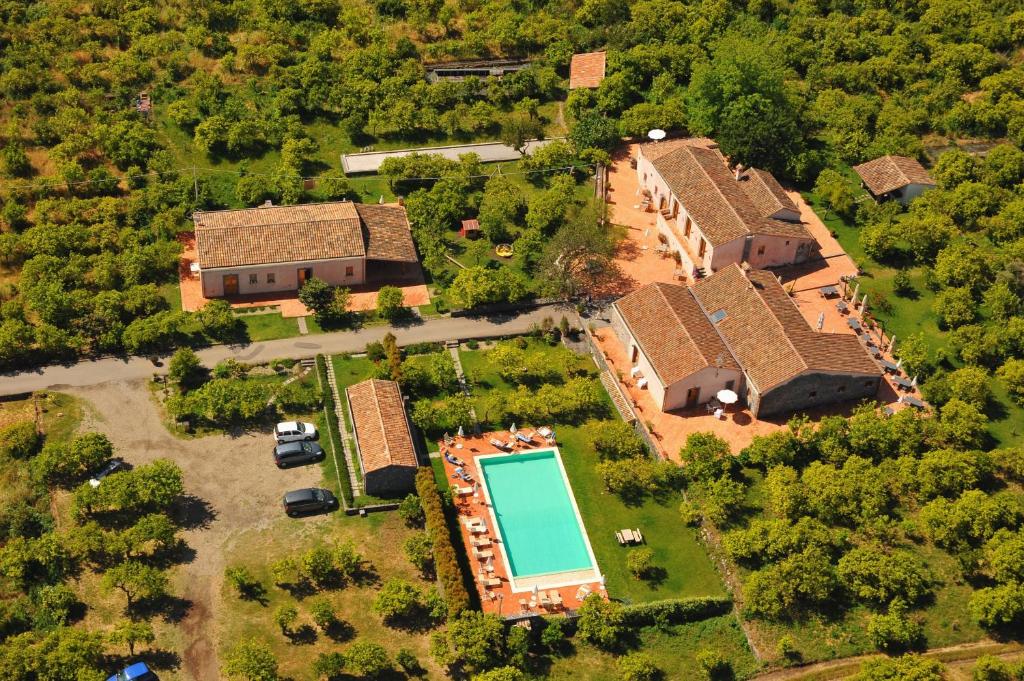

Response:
(620, 597), (733, 627)
(415, 468), (470, 618)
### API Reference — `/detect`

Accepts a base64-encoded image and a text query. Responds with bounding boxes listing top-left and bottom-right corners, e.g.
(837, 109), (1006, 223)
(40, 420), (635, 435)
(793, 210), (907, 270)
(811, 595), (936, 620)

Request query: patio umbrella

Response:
(816, 312), (825, 331)
(457, 425), (465, 438)
(716, 389), (739, 405)
(510, 422), (517, 434)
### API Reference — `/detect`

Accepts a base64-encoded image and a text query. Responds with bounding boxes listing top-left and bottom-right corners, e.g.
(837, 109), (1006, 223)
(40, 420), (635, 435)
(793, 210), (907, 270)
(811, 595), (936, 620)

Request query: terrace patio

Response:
(437, 432), (606, 618)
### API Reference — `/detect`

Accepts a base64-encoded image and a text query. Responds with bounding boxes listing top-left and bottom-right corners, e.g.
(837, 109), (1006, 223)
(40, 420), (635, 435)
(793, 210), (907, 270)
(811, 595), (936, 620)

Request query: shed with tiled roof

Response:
(569, 51), (606, 89)
(853, 155), (935, 205)
(346, 379), (419, 496)
(192, 201), (419, 299)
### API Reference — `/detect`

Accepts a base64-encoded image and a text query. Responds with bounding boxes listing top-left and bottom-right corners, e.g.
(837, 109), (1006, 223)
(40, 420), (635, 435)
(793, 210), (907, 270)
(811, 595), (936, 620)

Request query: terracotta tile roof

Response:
(615, 282), (740, 385)
(641, 137), (719, 162)
(356, 204), (418, 262)
(646, 143), (811, 246)
(346, 379), (418, 474)
(853, 155), (935, 196)
(569, 51), (606, 89)
(194, 201), (417, 269)
(740, 168), (798, 218)
(691, 265), (881, 391)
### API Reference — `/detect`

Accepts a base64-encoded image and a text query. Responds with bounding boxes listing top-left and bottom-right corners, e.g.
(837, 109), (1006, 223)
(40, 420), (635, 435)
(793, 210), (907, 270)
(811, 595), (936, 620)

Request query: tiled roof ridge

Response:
(683, 283), (740, 374)
(370, 379), (393, 465)
(194, 200), (353, 217)
(744, 268), (810, 380)
(683, 146), (754, 238)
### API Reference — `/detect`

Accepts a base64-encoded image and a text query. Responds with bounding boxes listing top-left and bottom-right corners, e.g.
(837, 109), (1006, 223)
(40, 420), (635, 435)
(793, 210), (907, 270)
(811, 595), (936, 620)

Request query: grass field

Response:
(459, 339), (727, 603)
(218, 510), (443, 680)
(546, 615), (760, 680)
(801, 175), (1024, 447)
(238, 311), (303, 341)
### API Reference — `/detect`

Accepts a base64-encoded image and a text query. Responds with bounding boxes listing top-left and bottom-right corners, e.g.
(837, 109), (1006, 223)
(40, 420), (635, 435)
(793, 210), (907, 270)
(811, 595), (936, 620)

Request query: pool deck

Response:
(439, 432), (606, 617)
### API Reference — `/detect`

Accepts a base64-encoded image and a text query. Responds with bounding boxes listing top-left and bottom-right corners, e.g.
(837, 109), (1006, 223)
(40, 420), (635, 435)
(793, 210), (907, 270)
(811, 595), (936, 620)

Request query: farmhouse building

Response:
(611, 264), (883, 417)
(635, 139), (815, 279)
(853, 155), (936, 205)
(193, 201), (418, 298)
(346, 379), (419, 497)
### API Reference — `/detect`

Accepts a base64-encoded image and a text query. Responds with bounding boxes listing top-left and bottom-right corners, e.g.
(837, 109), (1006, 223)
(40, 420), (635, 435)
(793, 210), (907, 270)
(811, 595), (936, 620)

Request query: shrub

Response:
(867, 601), (923, 652)
(309, 598), (336, 631)
(398, 494), (425, 527)
(415, 468), (470, 618)
(626, 547), (655, 579)
(274, 604), (298, 634)
(168, 347), (203, 387)
(404, 532), (434, 577)
(696, 648), (732, 680)
(344, 641), (391, 678)
(376, 285), (405, 320)
(618, 653), (661, 681)
(0, 421), (41, 459)
(592, 421), (647, 460)
(892, 271), (914, 297)
(620, 597), (732, 626)
(576, 594), (626, 650)
(396, 648), (423, 675)
(224, 566), (263, 600)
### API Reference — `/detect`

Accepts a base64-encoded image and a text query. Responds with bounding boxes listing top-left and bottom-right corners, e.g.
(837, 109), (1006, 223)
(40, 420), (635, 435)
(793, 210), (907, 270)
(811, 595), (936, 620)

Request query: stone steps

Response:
(324, 359), (363, 497)
(600, 371), (636, 425)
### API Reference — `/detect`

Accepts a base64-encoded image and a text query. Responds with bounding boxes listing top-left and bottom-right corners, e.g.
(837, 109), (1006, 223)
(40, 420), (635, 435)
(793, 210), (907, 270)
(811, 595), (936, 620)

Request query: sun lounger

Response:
(456, 486), (473, 495)
(515, 432), (532, 444)
(575, 585), (591, 601)
(471, 537), (491, 548)
(489, 438), (509, 450)
(483, 577), (502, 588)
(465, 516), (484, 526)
(537, 426), (553, 438)
(473, 549), (494, 560)
(470, 522), (488, 534)
(540, 591), (552, 607)
(519, 598), (529, 611)
(551, 591), (563, 607)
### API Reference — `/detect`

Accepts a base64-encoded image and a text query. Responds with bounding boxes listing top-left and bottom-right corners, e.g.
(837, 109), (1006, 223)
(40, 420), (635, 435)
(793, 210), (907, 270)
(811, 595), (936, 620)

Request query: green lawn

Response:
(459, 340), (727, 603)
(546, 615), (760, 680)
(802, 174), (1024, 447)
(238, 311), (301, 341)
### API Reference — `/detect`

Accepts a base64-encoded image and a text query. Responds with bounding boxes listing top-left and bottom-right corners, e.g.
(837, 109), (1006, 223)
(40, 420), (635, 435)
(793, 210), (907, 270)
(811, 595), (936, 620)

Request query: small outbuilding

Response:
(346, 379), (419, 497)
(853, 155), (936, 205)
(459, 219), (482, 239)
(569, 51), (607, 89)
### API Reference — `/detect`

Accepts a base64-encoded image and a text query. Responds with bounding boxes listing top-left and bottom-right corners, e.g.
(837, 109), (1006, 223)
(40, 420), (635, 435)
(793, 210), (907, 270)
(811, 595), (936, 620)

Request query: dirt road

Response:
(71, 380), (326, 680)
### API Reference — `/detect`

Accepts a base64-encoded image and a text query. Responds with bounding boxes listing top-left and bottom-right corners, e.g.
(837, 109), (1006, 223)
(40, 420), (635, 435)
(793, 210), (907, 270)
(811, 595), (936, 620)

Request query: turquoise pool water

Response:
(479, 449), (594, 578)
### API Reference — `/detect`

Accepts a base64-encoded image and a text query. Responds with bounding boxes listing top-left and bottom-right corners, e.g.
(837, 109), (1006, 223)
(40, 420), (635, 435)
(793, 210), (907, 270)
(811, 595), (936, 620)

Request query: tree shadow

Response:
(172, 495), (217, 530)
(237, 582), (270, 607)
(146, 648), (183, 671)
(640, 566), (668, 588)
(135, 594), (193, 624)
(324, 619), (356, 642)
(286, 624), (319, 645)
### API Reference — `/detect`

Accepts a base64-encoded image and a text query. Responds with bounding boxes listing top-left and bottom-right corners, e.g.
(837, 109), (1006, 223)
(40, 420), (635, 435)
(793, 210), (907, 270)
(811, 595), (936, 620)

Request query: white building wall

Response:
(662, 365), (745, 412)
(201, 256), (366, 298)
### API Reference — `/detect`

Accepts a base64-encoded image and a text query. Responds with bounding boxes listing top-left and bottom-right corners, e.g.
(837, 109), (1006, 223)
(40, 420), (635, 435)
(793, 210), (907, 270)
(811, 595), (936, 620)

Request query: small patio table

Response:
(819, 285), (839, 298)
(847, 318), (862, 332)
(901, 395), (925, 409)
(892, 376), (913, 390)
(879, 359), (900, 374)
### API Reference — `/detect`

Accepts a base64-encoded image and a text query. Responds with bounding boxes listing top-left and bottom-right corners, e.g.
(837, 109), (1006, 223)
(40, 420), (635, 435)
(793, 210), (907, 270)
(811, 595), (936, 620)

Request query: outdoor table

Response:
(892, 376), (913, 390)
(819, 285), (839, 298)
(880, 359), (900, 373)
(847, 318), (861, 332)
(901, 395), (925, 408)
(620, 529), (635, 543)
(836, 300), (848, 313)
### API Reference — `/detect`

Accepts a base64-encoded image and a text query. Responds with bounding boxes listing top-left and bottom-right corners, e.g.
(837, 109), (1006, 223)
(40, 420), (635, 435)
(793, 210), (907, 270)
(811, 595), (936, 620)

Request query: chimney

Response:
(261, 200), (273, 208)
(734, 164), (744, 181)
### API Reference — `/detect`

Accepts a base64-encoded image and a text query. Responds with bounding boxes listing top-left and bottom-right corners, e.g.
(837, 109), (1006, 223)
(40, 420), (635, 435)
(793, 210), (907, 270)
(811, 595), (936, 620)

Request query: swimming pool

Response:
(478, 448), (598, 590)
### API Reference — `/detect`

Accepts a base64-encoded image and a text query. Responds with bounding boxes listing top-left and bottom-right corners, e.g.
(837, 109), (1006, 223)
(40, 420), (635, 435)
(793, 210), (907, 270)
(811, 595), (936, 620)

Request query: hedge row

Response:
(416, 467), (470, 618)
(316, 354), (354, 508)
(621, 597), (733, 626)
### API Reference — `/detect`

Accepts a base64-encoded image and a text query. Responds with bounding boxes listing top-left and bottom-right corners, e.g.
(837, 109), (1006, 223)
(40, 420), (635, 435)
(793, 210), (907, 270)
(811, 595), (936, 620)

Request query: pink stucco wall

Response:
(201, 256), (366, 298)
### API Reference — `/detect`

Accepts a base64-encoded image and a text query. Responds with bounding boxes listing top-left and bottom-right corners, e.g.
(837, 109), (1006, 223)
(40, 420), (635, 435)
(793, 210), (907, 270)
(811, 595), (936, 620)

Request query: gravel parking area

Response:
(70, 380), (327, 681)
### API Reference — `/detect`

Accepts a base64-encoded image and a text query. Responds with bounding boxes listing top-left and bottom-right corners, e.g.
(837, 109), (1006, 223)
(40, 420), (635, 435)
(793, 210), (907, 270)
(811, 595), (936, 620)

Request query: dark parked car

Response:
(89, 458), (128, 488)
(273, 441), (326, 468)
(283, 488), (338, 517)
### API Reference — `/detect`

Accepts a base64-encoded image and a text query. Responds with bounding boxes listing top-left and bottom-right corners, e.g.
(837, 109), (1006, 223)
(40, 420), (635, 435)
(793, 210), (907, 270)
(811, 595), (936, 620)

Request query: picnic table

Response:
(879, 359), (900, 374)
(621, 529), (635, 543)
(819, 285), (839, 298)
(846, 318), (862, 332)
(892, 376), (913, 390)
(900, 395), (925, 409)
(836, 300), (849, 314)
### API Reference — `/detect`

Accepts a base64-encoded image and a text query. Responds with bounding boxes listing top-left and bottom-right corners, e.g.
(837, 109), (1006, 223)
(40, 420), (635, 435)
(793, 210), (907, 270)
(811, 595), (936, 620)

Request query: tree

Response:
(448, 267), (505, 309)
(0, 421), (41, 459)
(168, 347), (203, 388)
(376, 285), (404, 320)
(32, 433), (113, 486)
(592, 421), (647, 460)
(539, 201), (616, 298)
(403, 532), (434, 577)
(971, 581), (1024, 630)
(224, 638), (279, 681)
(373, 578), (424, 622)
(478, 177), (526, 243)
(626, 547), (655, 579)
(398, 494), (425, 527)
(896, 333), (933, 377)
(569, 111), (620, 152)
(972, 655), (1016, 681)
(997, 359), (1024, 405)
(432, 610), (505, 671)
(499, 112), (544, 153)
(576, 593), (625, 650)
(702, 475), (747, 525)
(618, 653), (661, 681)
(299, 277), (348, 324)
(680, 432), (735, 483)
(852, 654), (944, 680)
(696, 648), (732, 680)
(936, 398), (988, 449)
(933, 286), (977, 328)
(313, 652), (346, 679)
(837, 546), (932, 606)
(867, 600), (924, 652)
(310, 598), (337, 632)
(274, 604), (298, 635)
(344, 641), (392, 678)
(102, 561), (169, 611)
(198, 299), (241, 341)
(473, 667), (526, 681)
(813, 169), (857, 220)
(108, 620), (155, 656)
(225, 566), (264, 600)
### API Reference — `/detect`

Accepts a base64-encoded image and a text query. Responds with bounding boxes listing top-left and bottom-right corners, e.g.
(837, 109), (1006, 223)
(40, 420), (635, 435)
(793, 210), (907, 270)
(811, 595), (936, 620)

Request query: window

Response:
(725, 380), (735, 391)
(785, 240), (790, 246)
(267, 273), (275, 284)
(808, 391), (817, 398)
(837, 385), (846, 393)
(684, 216), (692, 237)
(756, 245), (766, 256)
(698, 238), (707, 257)
(249, 274), (258, 285)
(345, 266), (354, 277)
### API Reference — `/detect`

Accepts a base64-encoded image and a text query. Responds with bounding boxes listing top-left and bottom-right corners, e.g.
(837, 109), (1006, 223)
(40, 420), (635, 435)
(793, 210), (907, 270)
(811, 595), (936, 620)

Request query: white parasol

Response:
(647, 129), (667, 141)
(716, 389), (739, 405)
(457, 425), (465, 438)
(509, 423), (517, 434)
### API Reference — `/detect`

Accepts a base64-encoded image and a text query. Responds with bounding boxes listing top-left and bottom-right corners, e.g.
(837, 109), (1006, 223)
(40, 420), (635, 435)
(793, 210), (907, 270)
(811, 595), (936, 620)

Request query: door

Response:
(698, 238), (707, 258)
(795, 241), (811, 264)
(297, 267), (313, 288)
(631, 346), (639, 363)
(223, 274), (239, 297)
(685, 387), (700, 409)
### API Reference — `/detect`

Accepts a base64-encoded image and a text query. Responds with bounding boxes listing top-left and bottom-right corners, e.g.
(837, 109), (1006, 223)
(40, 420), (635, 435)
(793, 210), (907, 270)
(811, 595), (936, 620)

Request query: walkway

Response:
(341, 138), (565, 174)
(0, 304), (572, 396)
(324, 359), (362, 497)
(447, 341), (481, 435)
